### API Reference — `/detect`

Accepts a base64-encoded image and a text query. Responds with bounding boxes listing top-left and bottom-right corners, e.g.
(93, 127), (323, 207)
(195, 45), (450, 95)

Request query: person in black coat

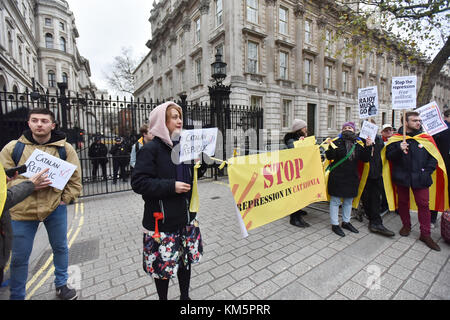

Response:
(109, 137), (130, 184)
(88, 136), (108, 181)
(131, 102), (207, 300)
(361, 132), (395, 237)
(386, 111), (440, 251)
(283, 119), (311, 228)
(430, 109), (450, 227)
(325, 122), (372, 237)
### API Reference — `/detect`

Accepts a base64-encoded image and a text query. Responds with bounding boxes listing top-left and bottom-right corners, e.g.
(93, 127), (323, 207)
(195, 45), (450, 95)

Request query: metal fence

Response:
(0, 89), (263, 197)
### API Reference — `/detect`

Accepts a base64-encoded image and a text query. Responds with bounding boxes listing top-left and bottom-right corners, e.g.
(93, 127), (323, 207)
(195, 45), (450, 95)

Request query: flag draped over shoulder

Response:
(0, 162), (7, 218)
(381, 133), (449, 212)
(322, 137), (370, 209)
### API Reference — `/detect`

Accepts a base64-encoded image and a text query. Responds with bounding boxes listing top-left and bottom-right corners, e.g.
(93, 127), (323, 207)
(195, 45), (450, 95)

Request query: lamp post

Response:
(57, 81), (69, 130)
(209, 50), (231, 178)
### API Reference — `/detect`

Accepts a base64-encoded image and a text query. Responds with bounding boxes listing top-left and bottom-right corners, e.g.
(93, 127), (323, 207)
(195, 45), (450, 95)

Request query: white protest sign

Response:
(358, 86), (379, 119)
(392, 76), (417, 110)
(359, 120), (378, 142)
(22, 149), (77, 191)
(416, 101), (448, 136)
(179, 128), (218, 162)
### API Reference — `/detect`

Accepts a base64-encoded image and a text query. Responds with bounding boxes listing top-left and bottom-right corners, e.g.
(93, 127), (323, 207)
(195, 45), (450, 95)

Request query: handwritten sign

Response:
(359, 120), (378, 142)
(22, 149), (77, 190)
(358, 86), (379, 119)
(179, 128), (218, 162)
(392, 76), (417, 110)
(416, 101), (448, 136)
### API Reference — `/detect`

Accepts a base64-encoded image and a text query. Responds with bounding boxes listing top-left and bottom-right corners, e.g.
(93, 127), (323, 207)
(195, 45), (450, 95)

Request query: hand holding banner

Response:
(179, 128), (218, 162)
(358, 86), (379, 119)
(359, 120), (378, 142)
(415, 101), (448, 136)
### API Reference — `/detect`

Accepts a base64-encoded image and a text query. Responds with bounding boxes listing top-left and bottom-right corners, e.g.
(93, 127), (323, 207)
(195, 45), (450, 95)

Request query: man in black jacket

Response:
(88, 136), (108, 181)
(386, 111), (440, 251)
(361, 132), (395, 237)
(110, 137), (130, 184)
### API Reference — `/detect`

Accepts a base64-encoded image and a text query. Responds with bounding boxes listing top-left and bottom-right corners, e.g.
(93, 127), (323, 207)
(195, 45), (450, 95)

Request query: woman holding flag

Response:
(131, 102), (207, 300)
(325, 122), (373, 237)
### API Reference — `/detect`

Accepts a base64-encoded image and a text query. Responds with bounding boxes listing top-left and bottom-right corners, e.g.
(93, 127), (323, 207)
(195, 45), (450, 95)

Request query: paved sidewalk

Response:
(1, 178), (449, 300)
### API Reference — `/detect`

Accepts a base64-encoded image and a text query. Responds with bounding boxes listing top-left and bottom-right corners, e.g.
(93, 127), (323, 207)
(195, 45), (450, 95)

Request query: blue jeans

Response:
(10, 205), (68, 300)
(330, 196), (353, 226)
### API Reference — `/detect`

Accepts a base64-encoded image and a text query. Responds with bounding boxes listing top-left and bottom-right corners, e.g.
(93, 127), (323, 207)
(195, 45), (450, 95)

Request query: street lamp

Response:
(211, 50), (227, 85)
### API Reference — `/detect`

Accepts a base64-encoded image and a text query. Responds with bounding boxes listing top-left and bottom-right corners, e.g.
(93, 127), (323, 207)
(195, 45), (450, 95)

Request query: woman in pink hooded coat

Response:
(131, 102), (207, 300)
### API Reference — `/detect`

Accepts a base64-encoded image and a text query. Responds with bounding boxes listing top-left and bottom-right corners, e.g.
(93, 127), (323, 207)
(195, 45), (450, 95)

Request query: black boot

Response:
(369, 224), (395, 237)
(332, 225), (345, 237)
(342, 222), (359, 233)
(290, 213), (310, 228)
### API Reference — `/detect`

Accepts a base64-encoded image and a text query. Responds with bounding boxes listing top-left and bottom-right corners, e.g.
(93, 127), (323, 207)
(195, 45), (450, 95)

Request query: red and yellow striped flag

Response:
(381, 133), (449, 212)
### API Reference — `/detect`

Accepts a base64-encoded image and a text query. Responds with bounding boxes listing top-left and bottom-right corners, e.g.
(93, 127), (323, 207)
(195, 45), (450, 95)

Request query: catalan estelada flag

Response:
(381, 133), (449, 212)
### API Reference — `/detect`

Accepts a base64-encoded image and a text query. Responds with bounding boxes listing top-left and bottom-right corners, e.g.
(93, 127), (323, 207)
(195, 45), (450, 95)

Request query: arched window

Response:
(48, 71), (56, 87)
(12, 85), (18, 93)
(62, 72), (68, 84)
(45, 33), (53, 49)
(60, 37), (66, 52)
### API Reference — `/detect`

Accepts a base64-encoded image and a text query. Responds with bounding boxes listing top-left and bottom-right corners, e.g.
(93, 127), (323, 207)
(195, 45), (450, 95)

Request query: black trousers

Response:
(92, 160), (107, 180)
(361, 177), (384, 226)
(112, 160), (127, 182)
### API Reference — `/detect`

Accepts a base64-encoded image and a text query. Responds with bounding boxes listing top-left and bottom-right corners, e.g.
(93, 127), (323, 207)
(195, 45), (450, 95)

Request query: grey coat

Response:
(1, 181), (35, 268)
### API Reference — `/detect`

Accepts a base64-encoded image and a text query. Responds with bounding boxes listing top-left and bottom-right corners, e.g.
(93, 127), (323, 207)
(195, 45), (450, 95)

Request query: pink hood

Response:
(148, 101), (183, 147)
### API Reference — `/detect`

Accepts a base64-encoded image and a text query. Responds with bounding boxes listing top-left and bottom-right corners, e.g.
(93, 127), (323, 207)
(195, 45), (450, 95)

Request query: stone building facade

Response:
(0, 0), (96, 96)
(134, 0), (450, 139)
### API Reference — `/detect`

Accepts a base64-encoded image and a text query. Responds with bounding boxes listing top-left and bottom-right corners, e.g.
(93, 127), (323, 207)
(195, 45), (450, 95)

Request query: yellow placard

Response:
(227, 145), (327, 232)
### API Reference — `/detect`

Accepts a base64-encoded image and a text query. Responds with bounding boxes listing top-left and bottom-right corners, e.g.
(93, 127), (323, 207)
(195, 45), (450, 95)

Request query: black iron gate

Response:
(0, 90), (263, 197)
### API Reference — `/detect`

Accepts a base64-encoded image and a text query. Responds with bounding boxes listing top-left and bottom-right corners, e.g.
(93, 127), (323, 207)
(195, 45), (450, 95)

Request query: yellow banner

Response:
(0, 162), (7, 219)
(228, 145), (327, 232)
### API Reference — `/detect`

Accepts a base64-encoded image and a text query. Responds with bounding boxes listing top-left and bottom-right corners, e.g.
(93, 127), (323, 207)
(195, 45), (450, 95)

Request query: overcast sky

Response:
(66, 0), (153, 94)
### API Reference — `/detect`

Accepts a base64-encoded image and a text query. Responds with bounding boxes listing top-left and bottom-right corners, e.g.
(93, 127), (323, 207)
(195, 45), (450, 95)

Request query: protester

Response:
(361, 122), (395, 237)
(131, 101), (207, 300)
(110, 137), (130, 184)
(283, 119), (310, 228)
(0, 108), (82, 300)
(1, 167), (52, 286)
(88, 136), (108, 181)
(130, 124), (154, 171)
(325, 122), (372, 237)
(430, 109), (450, 228)
(385, 111), (440, 251)
(381, 124), (394, 143)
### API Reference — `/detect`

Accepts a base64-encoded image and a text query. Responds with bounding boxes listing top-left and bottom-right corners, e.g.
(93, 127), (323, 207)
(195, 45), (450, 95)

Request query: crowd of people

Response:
(0, 104), (448, 300)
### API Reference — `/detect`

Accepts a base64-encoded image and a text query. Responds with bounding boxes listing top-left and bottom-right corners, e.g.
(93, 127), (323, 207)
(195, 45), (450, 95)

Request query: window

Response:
(8, 31), (13, 55)
(62, 72), (68, 84)
(45, 18), (52, 27)
(325, 29), (332, 52)
(179, 69), (186, 91)
(18, 42), (23, 64)
(216, 0), (223, 26)
(282, 100), (292, 128)
(382, 112), (386, 125)
(325, 65), (332, 88)
(250, 96), (262, 108)
(279, 51), (288, 79)
(195, 58), (202, 85)
(357, 75), (362, 88)
(304, 19), (312, 44)
(48, 71), (56, 87)
(327, 105), (335, 129)
(247, 41), (258, 73)
(60, 37), (66, 52)
(45, 33), (53, 49)
(345, 107), (351, 122)
(342, 71), (349, 92)
(304, 59), (312, 84)
(59, 22), (65, 31)
(279, 7), (288, 34)
(215, 43), (224, 60)
(195, 18), (201, 43)
(247, 0), (258, 24)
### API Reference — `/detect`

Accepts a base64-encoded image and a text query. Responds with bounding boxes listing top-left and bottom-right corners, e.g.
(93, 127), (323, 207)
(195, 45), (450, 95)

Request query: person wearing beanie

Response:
(325, 122), (373, 237)
(283, 119), (311, 228)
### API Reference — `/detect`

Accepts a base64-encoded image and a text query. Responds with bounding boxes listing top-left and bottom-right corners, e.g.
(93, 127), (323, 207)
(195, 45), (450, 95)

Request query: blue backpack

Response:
(12, 141), (67, 165)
